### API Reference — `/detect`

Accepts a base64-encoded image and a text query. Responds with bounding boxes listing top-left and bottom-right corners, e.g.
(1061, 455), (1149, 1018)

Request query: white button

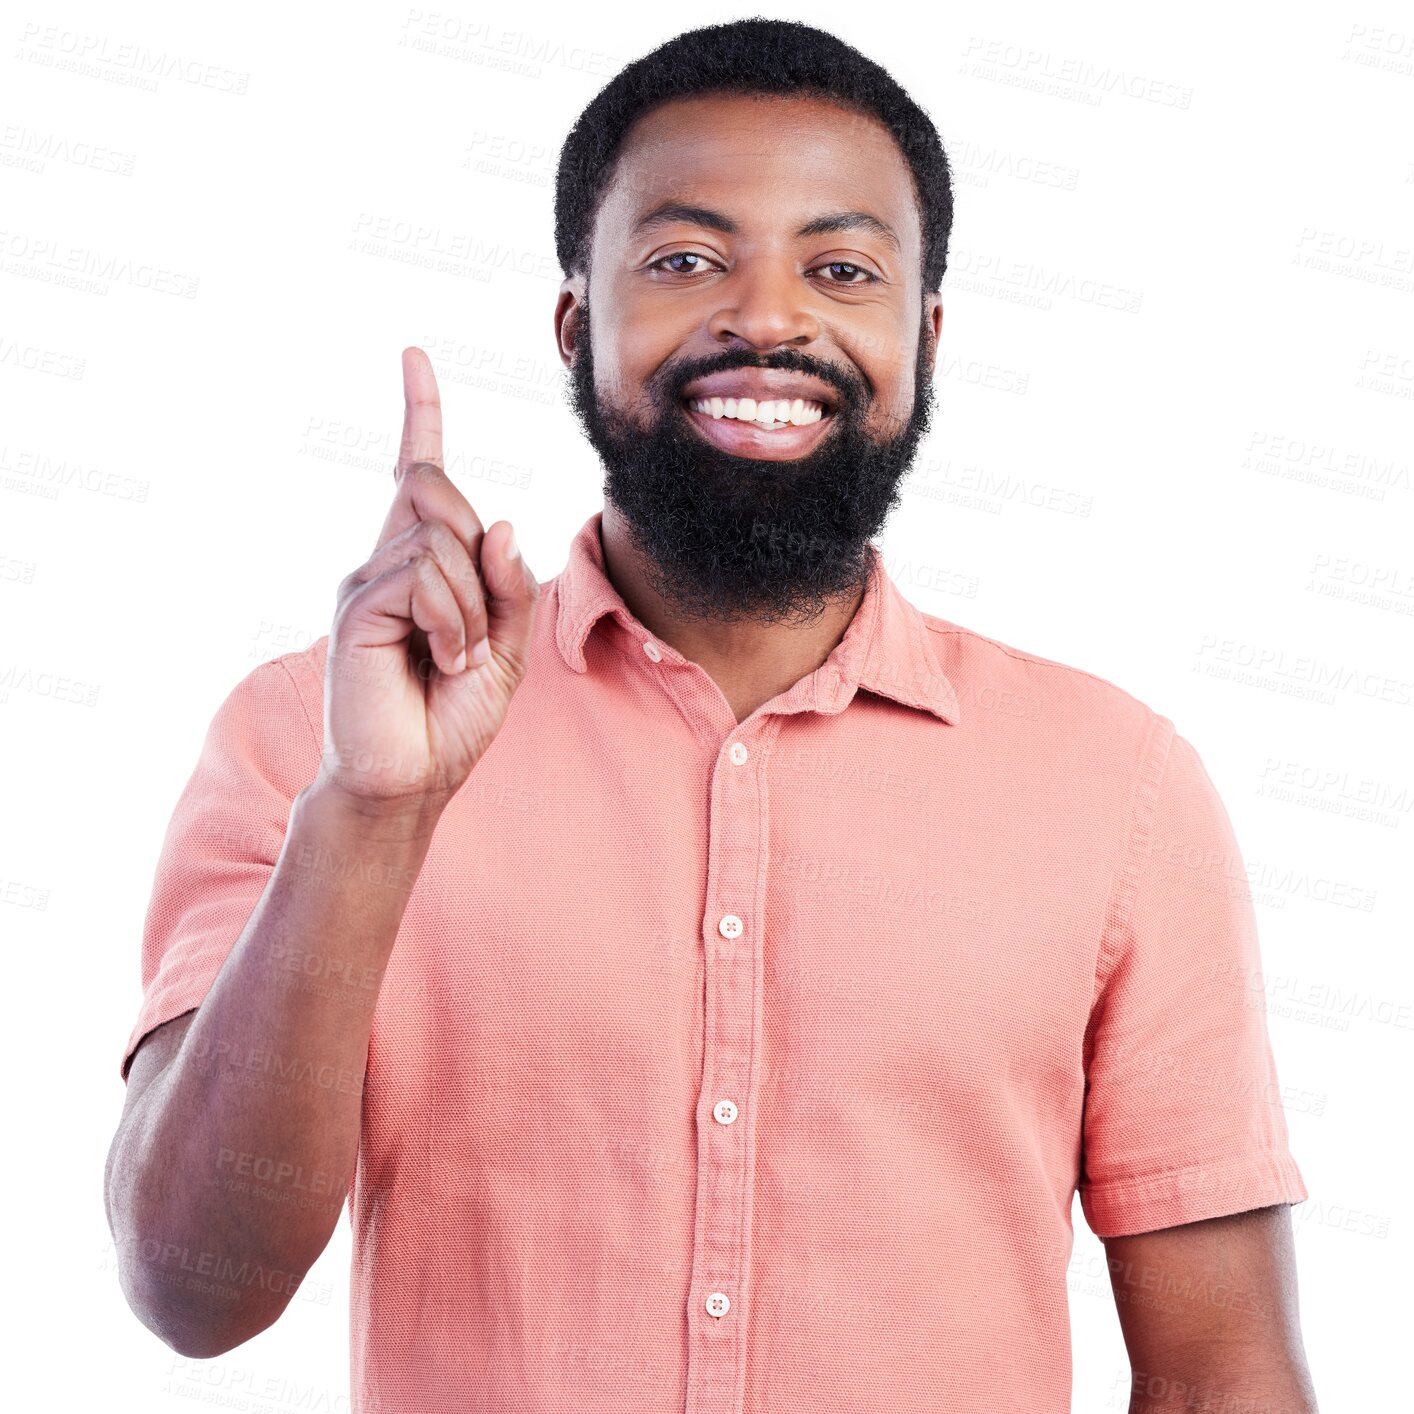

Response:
(642, 640), (662, 662)
(705, 1291), (731, 1317)
(727, 742), (748, 765)
(713, 1099), (738, 1125)
(718, 914), (743, 939)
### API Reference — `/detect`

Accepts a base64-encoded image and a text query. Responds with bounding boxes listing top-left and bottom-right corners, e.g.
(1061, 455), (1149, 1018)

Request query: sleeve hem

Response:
(1080, 1149), (1308, 1238)
(119, 938), (231, 1081)
(119, 653), (322, 1084)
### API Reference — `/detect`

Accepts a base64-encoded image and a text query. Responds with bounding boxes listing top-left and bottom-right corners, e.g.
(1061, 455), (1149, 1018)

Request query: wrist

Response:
(298, 774), (453, 844)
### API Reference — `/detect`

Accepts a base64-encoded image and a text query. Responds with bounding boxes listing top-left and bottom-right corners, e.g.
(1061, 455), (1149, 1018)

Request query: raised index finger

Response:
(398, 346), (442, 477)
(375, 346), (485, 557)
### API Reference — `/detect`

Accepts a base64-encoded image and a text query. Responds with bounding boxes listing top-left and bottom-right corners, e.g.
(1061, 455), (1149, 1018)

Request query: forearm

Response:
(108, 779), (445, 1354)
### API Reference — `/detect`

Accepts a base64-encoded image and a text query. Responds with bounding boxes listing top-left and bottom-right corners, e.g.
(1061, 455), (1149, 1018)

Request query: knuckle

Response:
(425, 530), (482, 605)
(390, 518), (429, 553)
(399, 459), (443, 485)
(411, 552), (457, 608)
(422, 517), (460, 561)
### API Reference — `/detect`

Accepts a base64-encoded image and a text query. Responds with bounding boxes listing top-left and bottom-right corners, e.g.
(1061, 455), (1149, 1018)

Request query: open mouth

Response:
(680, 394), (836, 460)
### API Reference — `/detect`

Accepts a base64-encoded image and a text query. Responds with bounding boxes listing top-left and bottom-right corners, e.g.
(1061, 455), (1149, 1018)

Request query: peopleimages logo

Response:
(959, 36), (1194, 109)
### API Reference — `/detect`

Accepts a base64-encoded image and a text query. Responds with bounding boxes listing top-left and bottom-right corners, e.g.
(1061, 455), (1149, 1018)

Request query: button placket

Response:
(685, 728), (770, 1414)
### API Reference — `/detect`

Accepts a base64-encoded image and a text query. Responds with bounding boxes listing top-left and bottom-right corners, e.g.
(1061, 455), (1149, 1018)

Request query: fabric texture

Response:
(122, 508), (1307, 1412)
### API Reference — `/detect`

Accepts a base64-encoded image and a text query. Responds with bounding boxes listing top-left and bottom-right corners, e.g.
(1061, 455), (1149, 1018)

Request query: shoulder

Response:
(919, 612), (1166, 749)
(269, 637), (327, 709)
(211, 641), (327, 757)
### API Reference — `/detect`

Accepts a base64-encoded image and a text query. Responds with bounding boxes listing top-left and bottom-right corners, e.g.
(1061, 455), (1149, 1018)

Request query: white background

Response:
(4, 1), (1410, 1408)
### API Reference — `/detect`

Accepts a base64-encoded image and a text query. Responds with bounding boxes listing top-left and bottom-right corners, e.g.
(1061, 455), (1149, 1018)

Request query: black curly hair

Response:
(553, 18), (953, 297)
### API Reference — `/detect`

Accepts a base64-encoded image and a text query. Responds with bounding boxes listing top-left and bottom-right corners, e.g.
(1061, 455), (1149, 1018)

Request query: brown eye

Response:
(817, 262), (878, 285)
(648, 251), (716, 276)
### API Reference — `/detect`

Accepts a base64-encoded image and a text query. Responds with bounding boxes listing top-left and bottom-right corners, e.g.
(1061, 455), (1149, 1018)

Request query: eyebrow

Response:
(631, 201), (902, 255)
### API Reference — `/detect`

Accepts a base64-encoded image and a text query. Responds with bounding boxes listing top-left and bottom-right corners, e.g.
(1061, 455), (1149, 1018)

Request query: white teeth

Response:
(687, 395), (825, 428)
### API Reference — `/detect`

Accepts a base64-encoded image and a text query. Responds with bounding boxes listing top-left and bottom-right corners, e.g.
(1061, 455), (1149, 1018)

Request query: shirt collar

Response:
(553, 510), (960, 725)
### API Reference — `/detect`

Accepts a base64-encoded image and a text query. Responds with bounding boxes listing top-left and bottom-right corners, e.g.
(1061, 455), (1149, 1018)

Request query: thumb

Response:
(480, 521), (539, 671)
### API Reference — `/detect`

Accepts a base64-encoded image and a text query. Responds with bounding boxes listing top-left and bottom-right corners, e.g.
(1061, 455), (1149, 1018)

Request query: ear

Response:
(923, 292), (943, 372)
(555, 275), (587, 369)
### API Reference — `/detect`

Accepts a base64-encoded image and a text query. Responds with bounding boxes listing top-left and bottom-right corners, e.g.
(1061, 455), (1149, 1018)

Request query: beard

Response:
(563, 294), (938, 626)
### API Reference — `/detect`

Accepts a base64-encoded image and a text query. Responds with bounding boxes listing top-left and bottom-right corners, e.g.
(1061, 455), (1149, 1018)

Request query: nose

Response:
(705, 259), (822, 351)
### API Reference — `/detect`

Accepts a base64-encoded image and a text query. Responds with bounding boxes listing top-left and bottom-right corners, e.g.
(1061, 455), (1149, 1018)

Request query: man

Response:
(106, 18), (1318, 1413)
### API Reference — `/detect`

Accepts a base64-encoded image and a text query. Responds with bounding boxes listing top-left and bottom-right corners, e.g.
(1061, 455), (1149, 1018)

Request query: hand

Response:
(316, 347), (539, 809)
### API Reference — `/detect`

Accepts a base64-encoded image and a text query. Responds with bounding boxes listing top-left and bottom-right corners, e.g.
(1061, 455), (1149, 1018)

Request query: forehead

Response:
(596, 92), (920, 251)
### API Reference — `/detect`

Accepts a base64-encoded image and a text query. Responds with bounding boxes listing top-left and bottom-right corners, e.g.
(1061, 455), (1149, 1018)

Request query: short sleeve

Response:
(119, 656), (322, 1082)
(1078, 718), (1308, 1238)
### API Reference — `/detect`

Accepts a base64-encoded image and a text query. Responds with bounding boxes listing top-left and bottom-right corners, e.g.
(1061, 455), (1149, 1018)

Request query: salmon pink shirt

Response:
(122, 509), (1307, 1412)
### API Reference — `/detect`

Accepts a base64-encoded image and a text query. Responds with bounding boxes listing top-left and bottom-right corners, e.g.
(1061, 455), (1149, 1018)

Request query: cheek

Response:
(592, 300), (679, 411)
(859, 358), (917, 432)
(589, 337), (640, 411)
(601, 268), (678, 349)
(597, 357), (667, 430)
(843, 315), (918, 415)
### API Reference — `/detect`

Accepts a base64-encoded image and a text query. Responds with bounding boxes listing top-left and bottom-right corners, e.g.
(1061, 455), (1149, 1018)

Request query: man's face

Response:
(557, 92), (942, 625)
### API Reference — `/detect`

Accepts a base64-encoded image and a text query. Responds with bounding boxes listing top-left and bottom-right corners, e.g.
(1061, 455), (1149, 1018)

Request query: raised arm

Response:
(104, 348), (539, 1357)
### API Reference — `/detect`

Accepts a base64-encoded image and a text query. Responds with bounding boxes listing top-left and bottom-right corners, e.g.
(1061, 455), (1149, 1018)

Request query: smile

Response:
(680, 395), (835, 460)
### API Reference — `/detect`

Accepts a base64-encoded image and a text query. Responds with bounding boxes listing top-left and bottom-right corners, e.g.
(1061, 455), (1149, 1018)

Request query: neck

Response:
(598, 502), (868, 725)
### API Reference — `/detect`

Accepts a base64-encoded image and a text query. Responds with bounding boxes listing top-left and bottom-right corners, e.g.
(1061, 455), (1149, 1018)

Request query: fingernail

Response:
(505, 527), (519, 560)
(452, 649), (467, 674)
(470, 637), (491, 665)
